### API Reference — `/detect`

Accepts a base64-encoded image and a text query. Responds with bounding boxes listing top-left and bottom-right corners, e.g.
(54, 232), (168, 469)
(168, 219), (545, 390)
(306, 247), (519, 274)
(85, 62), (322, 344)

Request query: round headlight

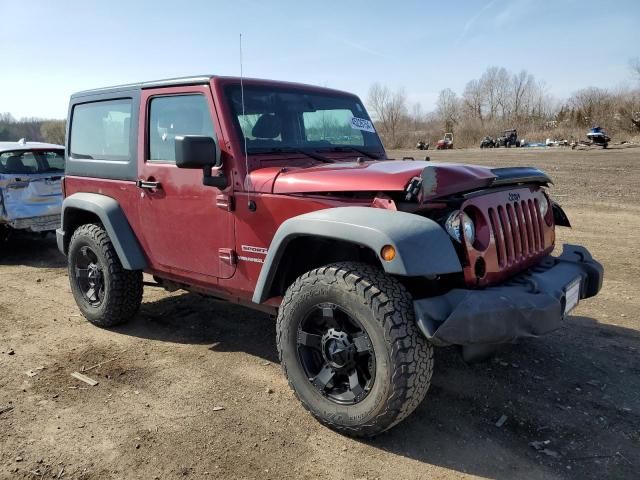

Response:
(539, 194), (550, 218)
(445, 210), (475, 245)
(461, 211), (475, 245)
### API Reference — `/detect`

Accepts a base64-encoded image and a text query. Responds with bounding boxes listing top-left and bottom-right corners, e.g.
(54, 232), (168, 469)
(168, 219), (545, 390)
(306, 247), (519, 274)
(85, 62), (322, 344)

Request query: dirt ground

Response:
(1, 146), (639, 480)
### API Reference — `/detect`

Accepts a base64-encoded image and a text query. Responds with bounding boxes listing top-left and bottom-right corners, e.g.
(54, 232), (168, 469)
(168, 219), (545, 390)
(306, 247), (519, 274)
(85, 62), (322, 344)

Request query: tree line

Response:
(368, 61), (640, 148)
(0, 113), (66, 145)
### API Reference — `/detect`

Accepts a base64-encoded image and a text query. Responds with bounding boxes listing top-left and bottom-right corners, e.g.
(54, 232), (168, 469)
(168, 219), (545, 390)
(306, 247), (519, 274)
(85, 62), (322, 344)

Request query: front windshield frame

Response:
(0, 149), (65, 175)
(224, 84), (385, 156)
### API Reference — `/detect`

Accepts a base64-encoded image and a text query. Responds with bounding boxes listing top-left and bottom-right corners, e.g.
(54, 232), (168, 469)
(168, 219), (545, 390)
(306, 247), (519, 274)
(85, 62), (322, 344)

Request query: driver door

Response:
(136, 86), (235, 280)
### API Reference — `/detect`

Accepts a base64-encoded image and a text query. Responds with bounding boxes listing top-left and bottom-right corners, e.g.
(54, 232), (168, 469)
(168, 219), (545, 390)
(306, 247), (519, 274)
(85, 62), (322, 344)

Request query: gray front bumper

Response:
(414, 244), (603, 346)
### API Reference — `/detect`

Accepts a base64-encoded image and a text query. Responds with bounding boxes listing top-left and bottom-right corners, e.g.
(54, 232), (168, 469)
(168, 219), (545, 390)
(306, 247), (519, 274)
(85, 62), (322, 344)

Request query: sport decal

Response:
(241, 245), (268, 255)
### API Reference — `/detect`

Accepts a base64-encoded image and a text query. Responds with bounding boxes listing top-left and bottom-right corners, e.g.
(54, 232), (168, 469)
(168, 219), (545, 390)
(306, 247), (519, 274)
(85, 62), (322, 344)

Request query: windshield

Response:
(0, 150), (65, 174)
(225, 85), (384, 155)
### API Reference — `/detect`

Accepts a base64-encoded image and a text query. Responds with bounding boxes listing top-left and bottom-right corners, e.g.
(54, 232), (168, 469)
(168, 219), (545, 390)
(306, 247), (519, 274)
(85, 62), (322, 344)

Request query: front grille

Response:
(488, 198), (546, 268)
(461, 187), (553, 287)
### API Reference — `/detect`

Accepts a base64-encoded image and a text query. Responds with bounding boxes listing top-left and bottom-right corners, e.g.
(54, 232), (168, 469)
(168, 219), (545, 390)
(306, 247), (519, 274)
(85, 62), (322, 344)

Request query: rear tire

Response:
(276, 262), (434, 437)
(68, 223), (143, 327)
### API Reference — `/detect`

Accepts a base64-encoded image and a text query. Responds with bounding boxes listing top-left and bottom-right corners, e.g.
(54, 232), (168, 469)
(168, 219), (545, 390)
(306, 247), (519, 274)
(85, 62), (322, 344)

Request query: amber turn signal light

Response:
(381, 245), (396, 262)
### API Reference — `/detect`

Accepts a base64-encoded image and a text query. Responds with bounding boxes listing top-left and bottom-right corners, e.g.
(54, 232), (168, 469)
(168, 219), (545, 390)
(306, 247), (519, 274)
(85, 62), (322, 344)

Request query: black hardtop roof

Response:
(70, 75), (356, 99)
(71, 75), (215, 98)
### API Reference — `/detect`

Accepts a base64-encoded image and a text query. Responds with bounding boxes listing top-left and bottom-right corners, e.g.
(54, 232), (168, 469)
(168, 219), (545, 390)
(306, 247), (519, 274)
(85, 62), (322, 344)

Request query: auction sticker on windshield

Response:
(351, 117), (376, 133)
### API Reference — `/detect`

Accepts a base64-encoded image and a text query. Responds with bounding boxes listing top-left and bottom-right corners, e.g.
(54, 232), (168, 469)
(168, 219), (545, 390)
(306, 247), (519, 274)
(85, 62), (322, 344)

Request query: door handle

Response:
(136, 179), (161, 190)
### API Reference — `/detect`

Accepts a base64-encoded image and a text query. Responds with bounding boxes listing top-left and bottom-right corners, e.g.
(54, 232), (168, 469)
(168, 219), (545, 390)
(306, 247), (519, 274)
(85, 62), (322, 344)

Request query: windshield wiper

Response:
(249, 147), (334, 163)
(328, 146), (381, 160)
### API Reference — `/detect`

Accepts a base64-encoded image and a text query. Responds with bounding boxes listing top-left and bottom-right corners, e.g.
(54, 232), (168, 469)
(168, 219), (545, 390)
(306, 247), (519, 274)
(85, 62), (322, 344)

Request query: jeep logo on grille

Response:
(508, 192), (521, 202)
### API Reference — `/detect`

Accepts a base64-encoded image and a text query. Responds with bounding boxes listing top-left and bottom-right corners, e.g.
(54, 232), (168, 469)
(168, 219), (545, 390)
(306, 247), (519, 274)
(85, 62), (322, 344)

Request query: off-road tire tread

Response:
(276, 262), (434, 437)
(69, 223), (143, 327)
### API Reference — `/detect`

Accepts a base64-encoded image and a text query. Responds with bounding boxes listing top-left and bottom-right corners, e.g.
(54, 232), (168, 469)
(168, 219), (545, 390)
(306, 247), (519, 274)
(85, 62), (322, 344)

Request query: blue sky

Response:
(1, 0), (638, 119)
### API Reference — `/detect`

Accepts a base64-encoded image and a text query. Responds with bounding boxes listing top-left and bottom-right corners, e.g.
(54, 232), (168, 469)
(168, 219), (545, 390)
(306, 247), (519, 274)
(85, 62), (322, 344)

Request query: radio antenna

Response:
(239, 33), (253, 209)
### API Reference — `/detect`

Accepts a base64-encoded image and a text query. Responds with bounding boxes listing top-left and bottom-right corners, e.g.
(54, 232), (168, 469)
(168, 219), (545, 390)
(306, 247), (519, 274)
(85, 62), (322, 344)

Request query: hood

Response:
(248, 160), (497, 199)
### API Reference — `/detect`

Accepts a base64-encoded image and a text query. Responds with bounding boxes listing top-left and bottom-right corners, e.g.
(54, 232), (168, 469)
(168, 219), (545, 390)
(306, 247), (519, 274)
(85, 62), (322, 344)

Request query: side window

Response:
(0, 151), (37, 173)
(44, 151), (65, 171)
(70, 99), (132, 160)
(148, 95), (215, 162)
(0, 150), (65, 173)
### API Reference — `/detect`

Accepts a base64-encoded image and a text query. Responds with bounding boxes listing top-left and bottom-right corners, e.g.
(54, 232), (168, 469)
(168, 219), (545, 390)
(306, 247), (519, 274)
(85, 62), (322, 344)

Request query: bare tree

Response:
(462, 79), (484, 122)
(479, 67), (501, 120)
(0, 112), (16, 123)
(411, 102), (423, 121)
(436, 88), (460, 132)
(511, 70), (535, 119)
(612, 87), (640, 132)
(495, 67), (512, 118)
(569, 87), (611, 125)
(410, 102), (424, 133)
(40, 120), (66, 145)
(367, 83), (407, 147)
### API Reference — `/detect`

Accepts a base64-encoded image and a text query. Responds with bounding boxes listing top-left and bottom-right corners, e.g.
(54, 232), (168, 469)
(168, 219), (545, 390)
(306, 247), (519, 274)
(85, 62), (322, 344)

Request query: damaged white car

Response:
(0, 140), (64, 240)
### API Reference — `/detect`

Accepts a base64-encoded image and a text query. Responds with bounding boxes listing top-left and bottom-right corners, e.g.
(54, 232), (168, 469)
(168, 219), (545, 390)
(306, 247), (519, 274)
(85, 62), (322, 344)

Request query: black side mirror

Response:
(175, 135), (218, 169)
(175, 135), (227, 189)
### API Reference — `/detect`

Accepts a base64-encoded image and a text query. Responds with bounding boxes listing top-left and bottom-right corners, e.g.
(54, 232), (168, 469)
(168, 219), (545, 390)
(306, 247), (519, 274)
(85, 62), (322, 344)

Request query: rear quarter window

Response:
(70, 99), (132, 161)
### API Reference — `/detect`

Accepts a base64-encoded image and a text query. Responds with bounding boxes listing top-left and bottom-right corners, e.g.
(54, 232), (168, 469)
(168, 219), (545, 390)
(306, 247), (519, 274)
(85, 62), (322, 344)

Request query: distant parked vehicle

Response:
(586, 126), (610, 148)
(480, 136), (495, 148)
(0, 140), (65, 241)
(496, 129), (519, 148)
(545, 138), (569, 147)
(435, 132), (453, 149)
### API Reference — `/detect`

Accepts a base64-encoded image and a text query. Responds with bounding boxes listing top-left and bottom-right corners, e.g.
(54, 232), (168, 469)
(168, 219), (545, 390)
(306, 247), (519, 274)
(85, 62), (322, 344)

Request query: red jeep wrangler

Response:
(58, 76), (603, 436)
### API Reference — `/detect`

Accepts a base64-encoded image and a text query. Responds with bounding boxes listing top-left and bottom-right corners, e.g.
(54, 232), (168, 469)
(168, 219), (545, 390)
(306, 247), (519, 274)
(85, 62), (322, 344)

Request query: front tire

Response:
(68, 223), (143, 327)
(276, 262), (434, 437)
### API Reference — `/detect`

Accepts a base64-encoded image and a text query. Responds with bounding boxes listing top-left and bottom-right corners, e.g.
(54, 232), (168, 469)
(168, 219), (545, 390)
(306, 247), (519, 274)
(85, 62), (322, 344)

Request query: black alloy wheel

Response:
(297, 302), (375, 405)
(73, 245), (106, 306)
(277, 262), (434, 437)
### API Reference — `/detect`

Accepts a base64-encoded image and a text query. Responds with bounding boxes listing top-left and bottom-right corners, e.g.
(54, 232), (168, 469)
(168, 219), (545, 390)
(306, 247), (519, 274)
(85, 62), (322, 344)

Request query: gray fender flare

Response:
(58, 192), (147, 270)
(252, 206), (462, 303)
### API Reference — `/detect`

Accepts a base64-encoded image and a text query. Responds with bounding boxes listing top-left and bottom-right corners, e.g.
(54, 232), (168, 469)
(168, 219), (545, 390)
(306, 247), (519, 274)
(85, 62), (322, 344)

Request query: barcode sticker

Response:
(564, 279), (581, 315)
(350, 117), (376, 133)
